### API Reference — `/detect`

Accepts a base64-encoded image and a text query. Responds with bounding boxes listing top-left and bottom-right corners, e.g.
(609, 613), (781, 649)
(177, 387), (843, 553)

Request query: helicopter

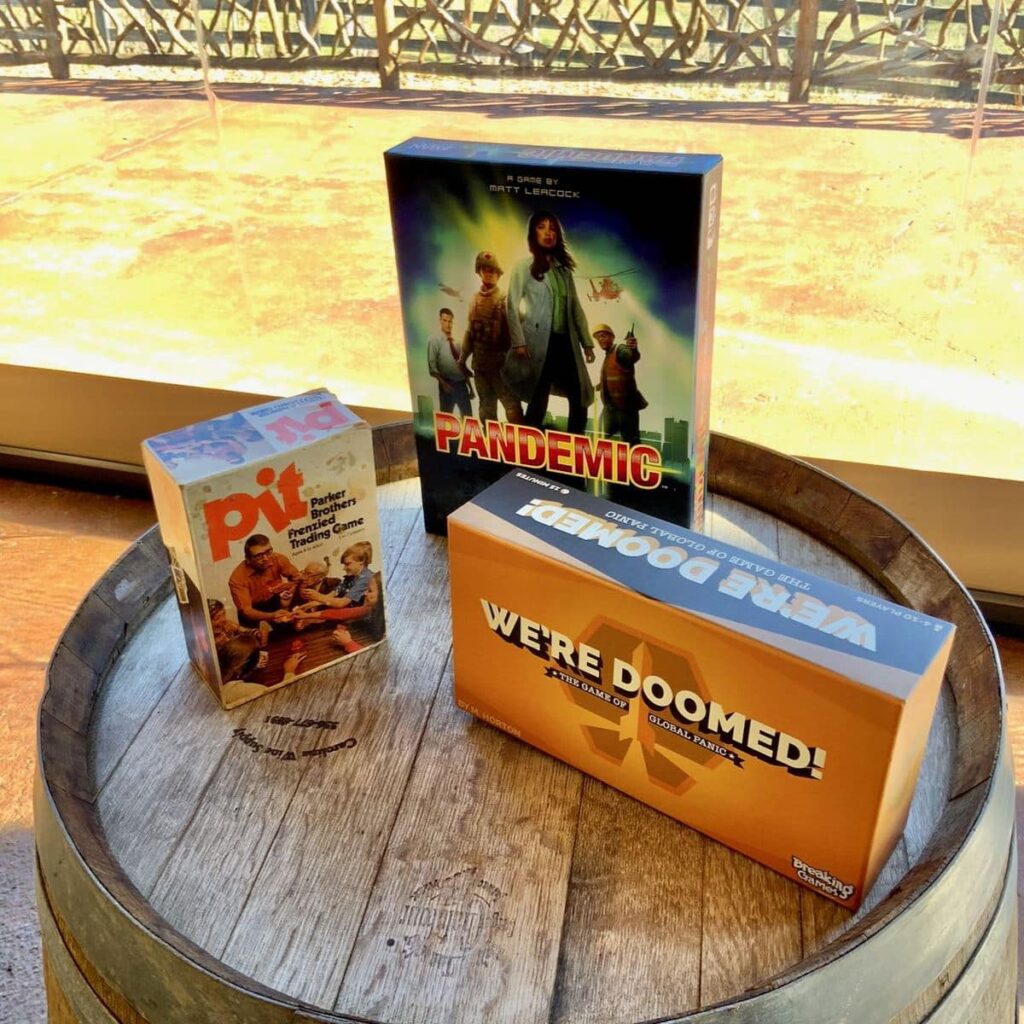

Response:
(439, 283), (463, 300)
(586, 269), (636, 302)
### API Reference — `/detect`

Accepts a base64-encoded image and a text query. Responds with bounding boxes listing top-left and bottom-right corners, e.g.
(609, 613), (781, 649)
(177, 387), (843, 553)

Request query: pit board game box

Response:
(448, 471), (955, 908)
(385, 138), (722, 535)
(142, 390), (385, 709)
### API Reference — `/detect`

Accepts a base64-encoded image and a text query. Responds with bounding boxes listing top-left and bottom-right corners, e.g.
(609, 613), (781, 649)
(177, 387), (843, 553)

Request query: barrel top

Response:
(38, 434), (1008, 1024)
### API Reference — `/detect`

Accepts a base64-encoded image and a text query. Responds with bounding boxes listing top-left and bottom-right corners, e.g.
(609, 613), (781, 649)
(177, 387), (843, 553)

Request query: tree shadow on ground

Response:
(3, 75), (1024, 138)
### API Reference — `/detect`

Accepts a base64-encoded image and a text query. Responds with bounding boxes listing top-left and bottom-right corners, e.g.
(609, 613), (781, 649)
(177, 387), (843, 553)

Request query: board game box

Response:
(385, 138), (722, 535)
(448, 471), (955, 908)
(142, 390), (385, 709)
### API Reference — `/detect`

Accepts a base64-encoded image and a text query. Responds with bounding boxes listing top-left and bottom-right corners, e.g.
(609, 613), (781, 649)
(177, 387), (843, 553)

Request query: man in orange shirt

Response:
(594, 323), (646, 445)
(228, 533), (301, 626)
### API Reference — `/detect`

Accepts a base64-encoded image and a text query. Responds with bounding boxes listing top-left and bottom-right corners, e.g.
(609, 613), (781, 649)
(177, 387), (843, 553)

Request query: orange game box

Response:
(448, 471), (955, 907)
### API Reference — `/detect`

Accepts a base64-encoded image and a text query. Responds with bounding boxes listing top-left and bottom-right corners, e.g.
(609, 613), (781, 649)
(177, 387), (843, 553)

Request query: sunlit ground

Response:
(1, 74), (1022, 479)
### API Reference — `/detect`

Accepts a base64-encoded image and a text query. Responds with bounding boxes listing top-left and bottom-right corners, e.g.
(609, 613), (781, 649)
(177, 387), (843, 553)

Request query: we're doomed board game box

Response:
(385, 138), (722, 534)
(142, 390), (385, 709)
(449, 472), (955, 908)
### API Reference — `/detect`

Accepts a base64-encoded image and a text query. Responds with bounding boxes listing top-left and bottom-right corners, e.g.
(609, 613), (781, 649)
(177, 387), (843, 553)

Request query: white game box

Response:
(142, 390), (384, 708)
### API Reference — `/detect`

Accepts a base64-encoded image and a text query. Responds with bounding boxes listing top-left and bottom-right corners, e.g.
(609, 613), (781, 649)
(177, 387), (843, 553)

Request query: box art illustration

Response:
(385, 138), (722, 534)
(142, 390), (385, 709)
(448, 472), (955, 907)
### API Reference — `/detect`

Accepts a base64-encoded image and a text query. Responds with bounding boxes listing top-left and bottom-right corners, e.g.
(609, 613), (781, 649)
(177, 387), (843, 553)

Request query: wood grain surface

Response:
(82, 487), (967, 1023)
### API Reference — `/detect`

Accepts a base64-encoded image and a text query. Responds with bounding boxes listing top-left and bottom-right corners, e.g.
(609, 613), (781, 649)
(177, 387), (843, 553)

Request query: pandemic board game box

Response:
(385, 138), (722, 535)
(448, 471), (955, 908)
(142, 390), (385, 709)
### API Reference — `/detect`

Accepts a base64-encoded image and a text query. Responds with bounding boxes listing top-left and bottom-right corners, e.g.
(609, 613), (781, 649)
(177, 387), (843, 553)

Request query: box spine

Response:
(690, 162), (723, 533)
(388, 137), (715, 174)
(863, 631), (954, 890)
(141, 447), (223, 697)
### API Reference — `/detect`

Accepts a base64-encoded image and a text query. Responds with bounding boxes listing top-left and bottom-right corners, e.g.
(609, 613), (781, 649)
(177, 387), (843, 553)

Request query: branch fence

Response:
(2, 0), (1022, 102)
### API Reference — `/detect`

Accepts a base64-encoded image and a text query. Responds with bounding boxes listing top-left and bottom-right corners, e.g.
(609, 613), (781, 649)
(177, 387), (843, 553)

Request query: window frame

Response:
(3, 364), (1020, 626)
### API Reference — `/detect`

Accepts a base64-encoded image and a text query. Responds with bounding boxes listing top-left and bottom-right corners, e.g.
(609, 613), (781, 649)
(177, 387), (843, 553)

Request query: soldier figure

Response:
(594, 323), (647, 445)
(460, 251), (523, 424)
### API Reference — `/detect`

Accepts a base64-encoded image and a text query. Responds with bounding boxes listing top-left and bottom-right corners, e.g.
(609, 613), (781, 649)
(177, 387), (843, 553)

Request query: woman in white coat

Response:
(504, 210), (596, 434)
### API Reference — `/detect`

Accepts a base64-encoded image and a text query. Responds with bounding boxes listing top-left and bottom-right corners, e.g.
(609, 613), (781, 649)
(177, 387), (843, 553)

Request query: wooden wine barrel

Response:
(36, 433), (1016, 1024)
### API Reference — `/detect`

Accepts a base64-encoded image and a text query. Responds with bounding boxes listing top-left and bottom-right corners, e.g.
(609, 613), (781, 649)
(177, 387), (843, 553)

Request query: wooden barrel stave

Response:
(35, 526), (335, 1023)
(923, 838), (1017, 1024)
(35, 434), (1014, 1024)
(36, 872), (119, 1024)
(91, 599), (188, 792)
(93, 476), (423, 903)
(34, 780), (324, 1024)
(155, 533), (454, 1000)
(690, 495), (878, 1004)
(672, 741), (1014, 1022)
(552, 779), (707, 1021)
(707, 495), (953, 948)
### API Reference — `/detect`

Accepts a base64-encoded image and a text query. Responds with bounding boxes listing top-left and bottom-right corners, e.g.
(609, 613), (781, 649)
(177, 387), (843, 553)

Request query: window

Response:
(1, 6), (1020, 600)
